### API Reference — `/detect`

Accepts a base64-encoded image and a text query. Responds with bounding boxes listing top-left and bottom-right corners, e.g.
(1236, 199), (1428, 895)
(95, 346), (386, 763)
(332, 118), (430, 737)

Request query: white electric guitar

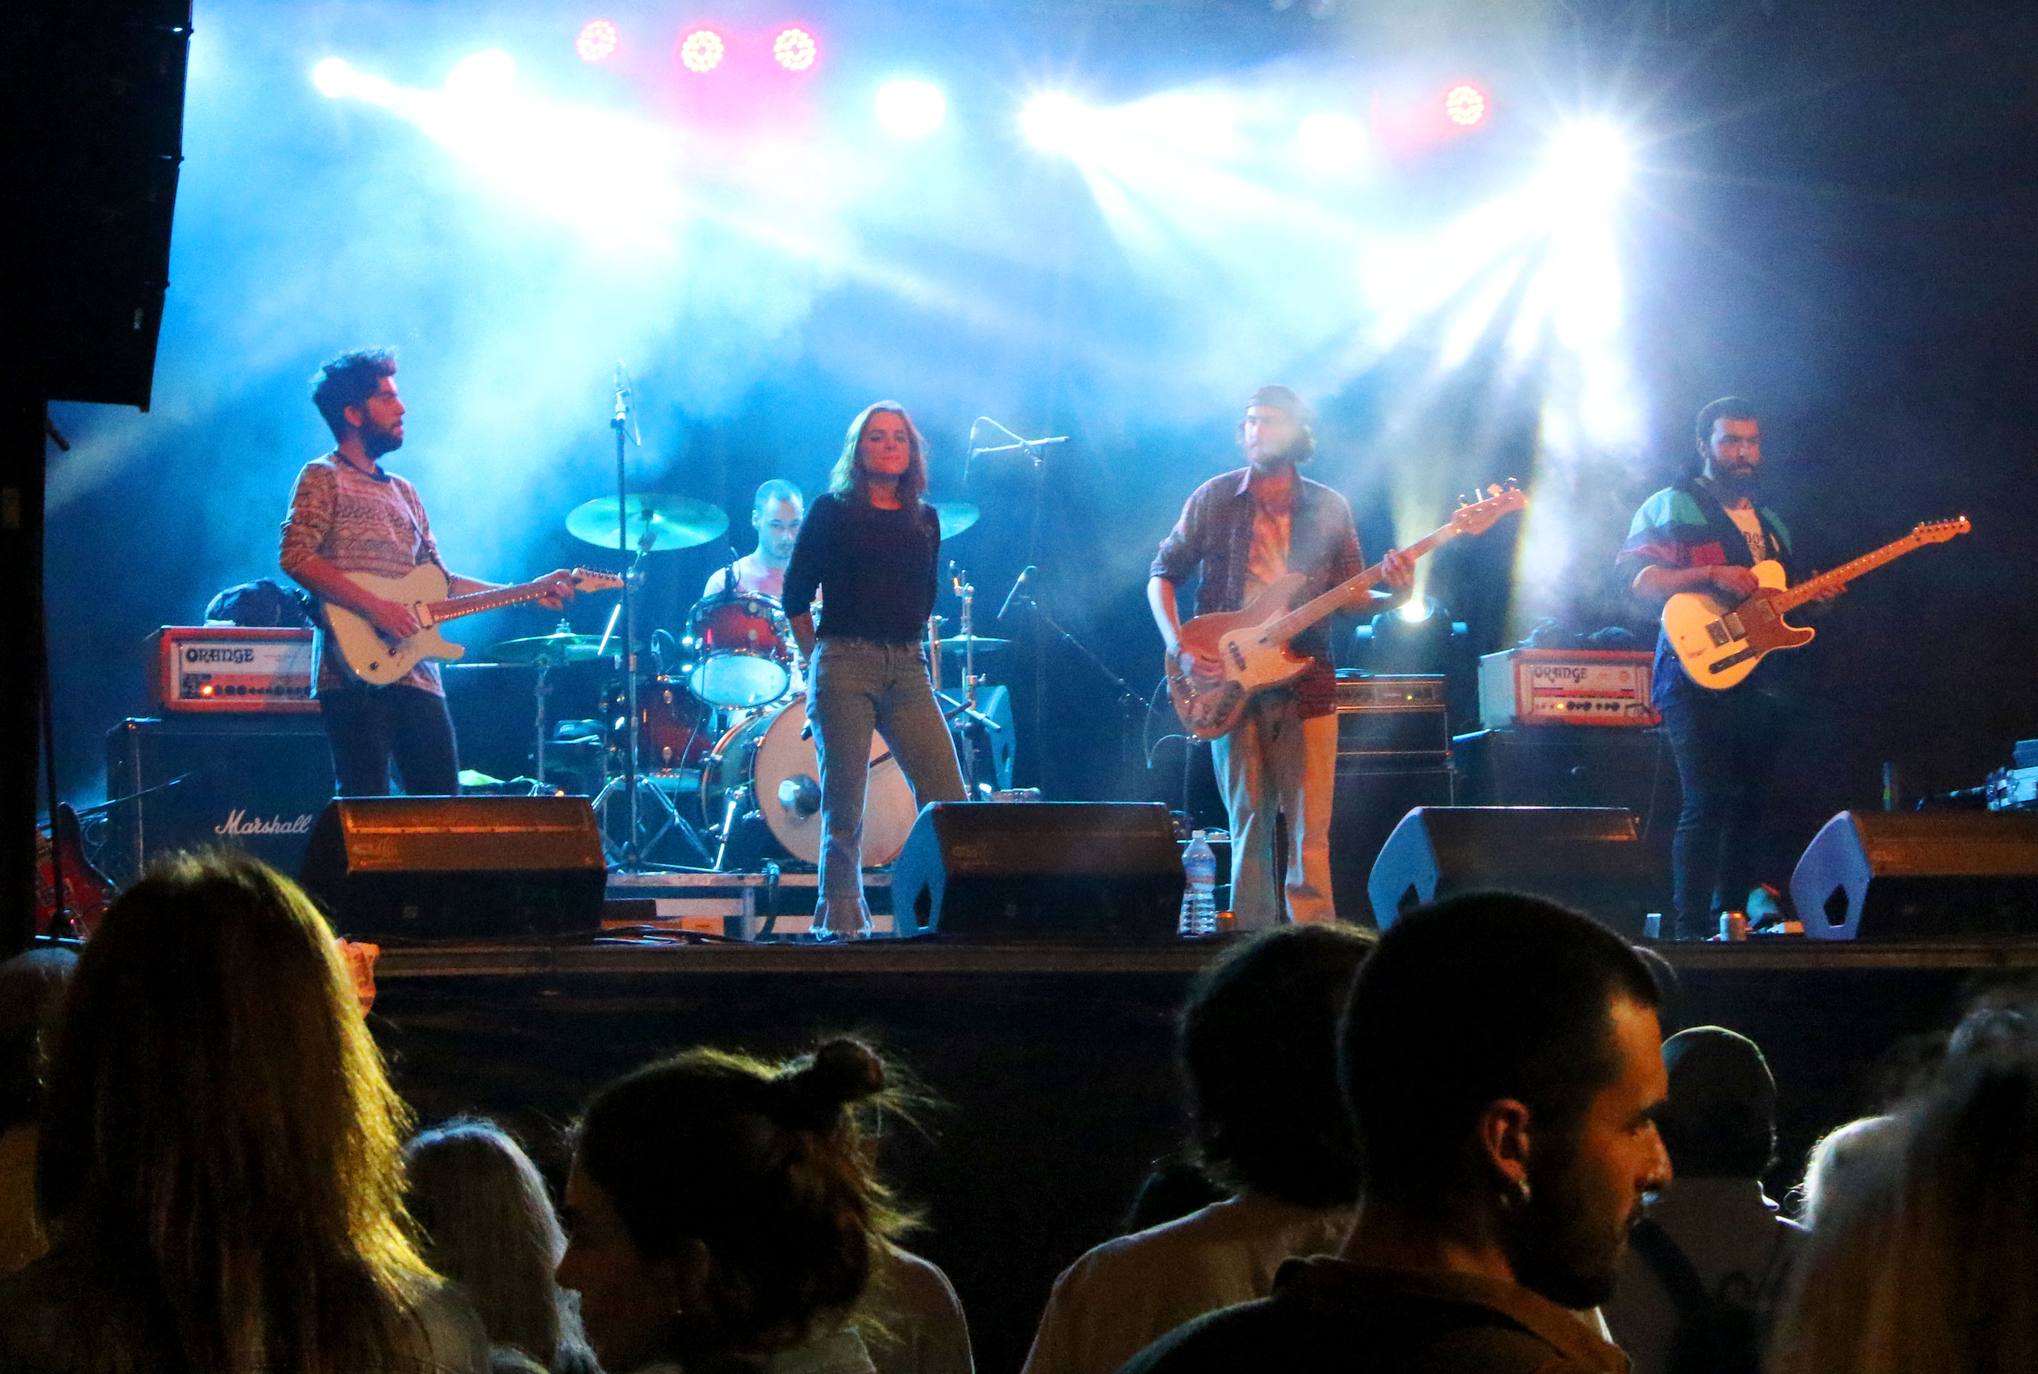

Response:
(324, 565), (623, 686)
(1661, 516), (1969, 690)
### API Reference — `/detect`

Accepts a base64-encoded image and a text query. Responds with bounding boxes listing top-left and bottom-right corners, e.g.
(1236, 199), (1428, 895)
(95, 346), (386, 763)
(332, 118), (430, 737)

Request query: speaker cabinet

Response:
(298, 796), (606, 940)
(1367, 806), (1660, 938)
(104, 716), (333, 885)
(890, 802), (1183, 939)
(1331, 767), (1456, 926)
(1789, 811), (2038, 940)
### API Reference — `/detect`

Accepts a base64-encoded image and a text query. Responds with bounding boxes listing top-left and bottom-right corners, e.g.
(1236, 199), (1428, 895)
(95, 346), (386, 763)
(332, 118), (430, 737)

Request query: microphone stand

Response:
(1011, 580), (1146, 794)
(612, 369), (644, 869)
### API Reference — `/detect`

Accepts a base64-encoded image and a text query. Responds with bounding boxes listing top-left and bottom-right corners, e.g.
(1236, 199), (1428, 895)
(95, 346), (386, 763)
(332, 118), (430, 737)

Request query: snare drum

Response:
(701, 695), (917, 867)
(685, 591), (794, 709)
(603, 676), (715, 773)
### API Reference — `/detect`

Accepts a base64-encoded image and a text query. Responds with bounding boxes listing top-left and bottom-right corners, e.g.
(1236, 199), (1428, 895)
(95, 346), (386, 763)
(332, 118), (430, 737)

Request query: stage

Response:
(368, 929), (2038, 1372)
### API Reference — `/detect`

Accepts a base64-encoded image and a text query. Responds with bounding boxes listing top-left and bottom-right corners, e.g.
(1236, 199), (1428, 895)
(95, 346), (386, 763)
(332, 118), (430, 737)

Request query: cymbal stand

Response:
(937, 566), (1002, 797)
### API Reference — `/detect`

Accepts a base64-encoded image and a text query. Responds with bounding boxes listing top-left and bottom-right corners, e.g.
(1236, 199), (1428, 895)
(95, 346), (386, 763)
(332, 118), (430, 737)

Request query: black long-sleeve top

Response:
(782, 491), (941, 645)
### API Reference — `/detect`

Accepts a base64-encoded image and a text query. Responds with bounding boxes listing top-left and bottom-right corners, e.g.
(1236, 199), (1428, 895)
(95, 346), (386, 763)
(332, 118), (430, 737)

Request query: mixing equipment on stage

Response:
(1477, 649), (1658, 729)
(152, 626), (316, 713)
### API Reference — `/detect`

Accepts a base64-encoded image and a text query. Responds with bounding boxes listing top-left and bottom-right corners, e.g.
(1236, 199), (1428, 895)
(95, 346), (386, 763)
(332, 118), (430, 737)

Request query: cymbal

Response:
(936, 634), (1008, 655)
(488, 632), (616, 665)
(566, 494), (728, 552)
(930, 500), (979, 541)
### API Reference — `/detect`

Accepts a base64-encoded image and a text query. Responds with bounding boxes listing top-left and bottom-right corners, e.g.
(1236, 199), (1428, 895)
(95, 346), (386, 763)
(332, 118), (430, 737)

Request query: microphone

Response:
(969, 436), (1069, 458)
(612, 362), (640, 446)
(998, 565), (1037, 621)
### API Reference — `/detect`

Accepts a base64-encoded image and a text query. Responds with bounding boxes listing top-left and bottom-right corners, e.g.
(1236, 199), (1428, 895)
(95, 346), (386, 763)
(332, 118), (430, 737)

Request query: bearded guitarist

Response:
(1617, 396), (1843, 941)
(280, 348), (577, 797)
(1148, 385), (1413, 929)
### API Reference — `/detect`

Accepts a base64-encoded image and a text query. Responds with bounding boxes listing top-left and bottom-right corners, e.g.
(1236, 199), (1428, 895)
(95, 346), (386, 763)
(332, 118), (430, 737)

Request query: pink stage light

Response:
(1444, 83), (1488, 128)
(576, 19), (619, 64)
(679, 28), (726, 74)
(772, 26), (818, 73)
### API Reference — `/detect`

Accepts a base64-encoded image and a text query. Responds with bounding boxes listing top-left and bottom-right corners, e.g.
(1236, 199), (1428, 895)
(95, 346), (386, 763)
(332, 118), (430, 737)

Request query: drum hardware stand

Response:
(937, 567), (1004, 798)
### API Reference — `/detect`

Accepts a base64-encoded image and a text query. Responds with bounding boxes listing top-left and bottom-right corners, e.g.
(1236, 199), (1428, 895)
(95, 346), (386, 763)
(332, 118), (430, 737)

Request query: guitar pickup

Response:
(1226, 643), (1247, 670)
(1707, 616), (1741, 646)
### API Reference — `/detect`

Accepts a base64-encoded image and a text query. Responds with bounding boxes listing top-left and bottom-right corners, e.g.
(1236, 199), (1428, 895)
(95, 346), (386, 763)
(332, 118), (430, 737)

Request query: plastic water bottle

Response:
(1179, 830), (1219, 938)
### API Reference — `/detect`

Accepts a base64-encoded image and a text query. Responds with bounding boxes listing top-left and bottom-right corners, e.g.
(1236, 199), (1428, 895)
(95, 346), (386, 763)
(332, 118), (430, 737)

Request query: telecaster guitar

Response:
(325, 565), (623, 686)
(1166, 484), (1527, 740)
(1662, 516), (1969, 690)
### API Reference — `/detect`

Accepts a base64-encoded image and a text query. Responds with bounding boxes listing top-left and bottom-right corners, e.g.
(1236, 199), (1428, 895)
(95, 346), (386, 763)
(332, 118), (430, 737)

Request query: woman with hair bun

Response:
(557, 1039), (902, 1374)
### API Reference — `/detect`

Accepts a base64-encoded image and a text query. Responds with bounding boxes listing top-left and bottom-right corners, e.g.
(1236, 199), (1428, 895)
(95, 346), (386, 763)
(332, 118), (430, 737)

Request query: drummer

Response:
(703, 479), (804, 603)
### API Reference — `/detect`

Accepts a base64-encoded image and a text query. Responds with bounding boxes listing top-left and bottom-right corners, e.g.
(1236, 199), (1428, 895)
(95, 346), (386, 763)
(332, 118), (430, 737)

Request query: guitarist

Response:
(280, 348), (576, 797)
(1148, 385), (1412, 929)
(1616, 397), (1837, 941)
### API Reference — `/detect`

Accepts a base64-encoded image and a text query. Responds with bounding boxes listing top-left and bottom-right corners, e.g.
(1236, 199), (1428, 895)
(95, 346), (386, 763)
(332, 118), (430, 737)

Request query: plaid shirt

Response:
(1151, 466), (1363, 719)
(1616, 478), (1797, 702)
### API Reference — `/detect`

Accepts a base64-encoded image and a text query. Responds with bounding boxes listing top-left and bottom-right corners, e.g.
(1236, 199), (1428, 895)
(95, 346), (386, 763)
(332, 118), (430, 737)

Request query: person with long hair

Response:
(0, 851), (489, 1374)
(781, 402), (966, 939)
(405, 1120), (597, 1373)
(556, 1038), (904, 1374)
(1768, 1048), (2038, 1374)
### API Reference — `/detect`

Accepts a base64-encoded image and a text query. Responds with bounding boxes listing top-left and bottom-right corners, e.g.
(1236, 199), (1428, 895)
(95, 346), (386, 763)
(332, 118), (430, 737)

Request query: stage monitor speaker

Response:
(1331, 767), (1457, 926)
(1789, 811), (2038, 941)
(298, 796), (606, 941)
(891, 802), (1183, 939)
(1367, 806), (1659, 938)
(104, 716), (333, 886)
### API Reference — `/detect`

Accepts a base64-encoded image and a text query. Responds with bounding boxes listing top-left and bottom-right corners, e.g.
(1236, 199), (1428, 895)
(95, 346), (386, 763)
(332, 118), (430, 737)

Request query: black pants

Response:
(1658, 686), (1790, 939)
(319, 684), (459, 797)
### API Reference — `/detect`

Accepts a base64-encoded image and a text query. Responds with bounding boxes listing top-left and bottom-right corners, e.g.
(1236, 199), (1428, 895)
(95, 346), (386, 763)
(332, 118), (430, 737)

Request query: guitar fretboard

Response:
(1262, 522), (1464, 644)
(1771, 522), (1966, 612)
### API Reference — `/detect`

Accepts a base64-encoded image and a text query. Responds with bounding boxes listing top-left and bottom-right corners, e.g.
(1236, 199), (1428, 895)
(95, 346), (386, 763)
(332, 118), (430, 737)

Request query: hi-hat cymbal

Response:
(936, 634), (1008, 655)
(488, 632), (616, 665)
(566, 494), (728, 552)
(930, 501), (979, 541)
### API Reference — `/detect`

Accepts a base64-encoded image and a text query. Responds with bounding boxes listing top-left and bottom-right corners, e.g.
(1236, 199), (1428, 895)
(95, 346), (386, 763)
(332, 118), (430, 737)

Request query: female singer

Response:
(783, 402), (966, 939)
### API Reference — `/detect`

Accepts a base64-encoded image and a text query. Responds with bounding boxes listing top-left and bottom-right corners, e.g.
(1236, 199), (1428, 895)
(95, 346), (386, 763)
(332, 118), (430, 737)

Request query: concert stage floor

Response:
(369, 932), (2038, 1373)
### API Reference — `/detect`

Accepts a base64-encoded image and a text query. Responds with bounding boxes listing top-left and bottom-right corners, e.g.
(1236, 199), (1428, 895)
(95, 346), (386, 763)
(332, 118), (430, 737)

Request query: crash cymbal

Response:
(930, 500), (979, 541)
(936, 634), (1008, 655)
(487, 632), (616, 665)
(566, 494), (728, 552)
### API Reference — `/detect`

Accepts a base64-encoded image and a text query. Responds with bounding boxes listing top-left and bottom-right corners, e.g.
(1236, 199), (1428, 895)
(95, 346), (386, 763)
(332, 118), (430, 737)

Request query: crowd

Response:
(1, 850), (2033, 1373)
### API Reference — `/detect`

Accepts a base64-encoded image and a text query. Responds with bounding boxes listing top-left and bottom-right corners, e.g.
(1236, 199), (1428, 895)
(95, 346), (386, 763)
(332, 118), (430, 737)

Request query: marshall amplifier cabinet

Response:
(151, 626), (316, 714)
(1477, 649), (1658, 728)
(104, 716), (333, 885)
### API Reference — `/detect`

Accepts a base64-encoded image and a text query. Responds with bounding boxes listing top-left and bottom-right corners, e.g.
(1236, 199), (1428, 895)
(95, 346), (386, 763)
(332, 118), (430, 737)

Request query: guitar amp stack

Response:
(151, 626), (316, 714)
(1477, 649), (1657, 729)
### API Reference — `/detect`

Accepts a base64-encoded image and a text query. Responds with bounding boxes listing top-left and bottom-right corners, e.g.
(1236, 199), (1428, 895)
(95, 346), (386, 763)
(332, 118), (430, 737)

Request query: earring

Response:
(1507, 1176), (1532, 1209)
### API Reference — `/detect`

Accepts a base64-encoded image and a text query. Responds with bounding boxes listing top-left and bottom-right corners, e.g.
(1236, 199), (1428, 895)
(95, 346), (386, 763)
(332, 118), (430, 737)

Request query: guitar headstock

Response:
(572, 567), (627, 591)
(1912, 516), (1971, 545)
(1450, 481), (1529, 536)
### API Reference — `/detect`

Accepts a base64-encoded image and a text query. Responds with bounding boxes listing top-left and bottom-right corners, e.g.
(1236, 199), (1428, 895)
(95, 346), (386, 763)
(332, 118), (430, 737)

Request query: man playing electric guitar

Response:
(1149, 384), (1413, 929)
(280, 348), (577, 797)
(1617, 396), (1839, 940)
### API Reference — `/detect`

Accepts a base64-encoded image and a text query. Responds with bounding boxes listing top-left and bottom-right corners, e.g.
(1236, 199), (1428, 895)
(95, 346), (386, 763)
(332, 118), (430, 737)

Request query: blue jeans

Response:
(809, 638), (967, 935)
(320, 684), (459, 797)
(1658, 686), (1789, 939)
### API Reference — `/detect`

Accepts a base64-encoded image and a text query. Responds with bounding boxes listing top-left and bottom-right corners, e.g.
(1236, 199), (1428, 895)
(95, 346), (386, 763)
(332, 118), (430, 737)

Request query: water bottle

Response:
(1179, 830), (1219, 938)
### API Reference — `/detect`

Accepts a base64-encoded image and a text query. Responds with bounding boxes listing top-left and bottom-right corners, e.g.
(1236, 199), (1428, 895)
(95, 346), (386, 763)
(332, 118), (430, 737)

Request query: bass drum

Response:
(703, 696), (918, 867)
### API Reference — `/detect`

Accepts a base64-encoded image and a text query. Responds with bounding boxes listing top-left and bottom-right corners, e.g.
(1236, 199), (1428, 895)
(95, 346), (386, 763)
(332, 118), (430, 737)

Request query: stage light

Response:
(1397, 596), (1436, 624)
(311, 57), (355, 98)
(679, 28), (725, 74)
(445, 49), (516, 101)
(1444, 84), (1487, 128)
(772, 26), (818, 73)
(875, 79), (947, 139)
(1021, 92), (1089, 153)
(576, 19), (619, 64)
(1542, 121), (1631, 209)
(1296, 111), (1370, 174)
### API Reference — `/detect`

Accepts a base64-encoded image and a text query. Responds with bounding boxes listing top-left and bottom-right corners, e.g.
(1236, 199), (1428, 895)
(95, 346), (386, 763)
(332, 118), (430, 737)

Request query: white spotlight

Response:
(1296, 111), (1370, 175)
(1021, 92), (1089, 154)
(1541, 121), (1631, 210)
(445, 49), (517, 101)
(311, 57), (356, 99)
(875, 79), (947, 140)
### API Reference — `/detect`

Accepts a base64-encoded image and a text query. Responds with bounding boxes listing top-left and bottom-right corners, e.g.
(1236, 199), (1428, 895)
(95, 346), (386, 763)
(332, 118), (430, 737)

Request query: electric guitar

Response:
(36, 803), (116, 938)
(1166, 484), (1527, 740)
(325, 565), (623, 686)
(1662, 516), (1970, 690)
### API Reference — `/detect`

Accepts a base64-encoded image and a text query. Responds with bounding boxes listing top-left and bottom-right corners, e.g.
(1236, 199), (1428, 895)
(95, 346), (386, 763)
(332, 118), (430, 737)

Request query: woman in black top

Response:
(783, 402), (966, 939)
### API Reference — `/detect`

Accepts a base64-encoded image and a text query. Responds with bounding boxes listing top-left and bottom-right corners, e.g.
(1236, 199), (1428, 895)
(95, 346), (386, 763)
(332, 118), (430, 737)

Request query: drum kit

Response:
(491, 493), (1009, 872)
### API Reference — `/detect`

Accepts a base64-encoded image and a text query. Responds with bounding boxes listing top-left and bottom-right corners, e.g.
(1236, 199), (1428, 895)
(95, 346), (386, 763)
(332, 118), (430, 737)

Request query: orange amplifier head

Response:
(1477, 648), (1659, 729)
(152, 626), (317, 714)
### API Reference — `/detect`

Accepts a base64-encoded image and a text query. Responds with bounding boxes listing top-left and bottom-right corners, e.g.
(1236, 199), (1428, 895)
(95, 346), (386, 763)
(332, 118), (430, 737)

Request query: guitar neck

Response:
(1772, 533), (1929, 611)
(1264, 521), (1461, 644)
(428, 578), (557, 624)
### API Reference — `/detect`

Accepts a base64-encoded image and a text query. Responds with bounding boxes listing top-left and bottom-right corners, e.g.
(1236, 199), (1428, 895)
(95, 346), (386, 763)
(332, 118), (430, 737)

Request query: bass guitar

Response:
(1661, 516), (1970, 690)
(325, 565), (623, 686)
(1166, 484), (1527, 740)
